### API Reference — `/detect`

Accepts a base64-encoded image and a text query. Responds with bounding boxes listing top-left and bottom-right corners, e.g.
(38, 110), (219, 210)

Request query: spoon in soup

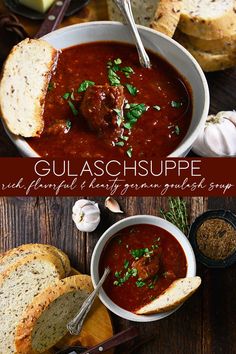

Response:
(113, 0), (151, 69)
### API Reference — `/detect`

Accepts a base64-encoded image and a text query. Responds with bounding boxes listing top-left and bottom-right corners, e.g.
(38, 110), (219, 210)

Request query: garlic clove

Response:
(72, 199), (101, 232)
(217, 111), (236, 127)
(72, 199), (95, 211)
(82, 204), (101, 223)
(105, 197), (124, 213)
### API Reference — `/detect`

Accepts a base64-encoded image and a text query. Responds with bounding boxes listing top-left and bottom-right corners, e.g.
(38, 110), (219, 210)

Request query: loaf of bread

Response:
(0, 253), (64, 354)
(174, 30), (236, 71)
(179, 0), (236, 40)
(15, 275), (93, 354)
(0, 38), (58, 137)
(0, 243), (70, 277)
(107, 0), (182, 37)
(136, 276), (201, 314)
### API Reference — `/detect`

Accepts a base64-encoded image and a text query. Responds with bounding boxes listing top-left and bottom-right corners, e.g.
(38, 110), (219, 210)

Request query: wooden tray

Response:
(44, 268), (114, 354)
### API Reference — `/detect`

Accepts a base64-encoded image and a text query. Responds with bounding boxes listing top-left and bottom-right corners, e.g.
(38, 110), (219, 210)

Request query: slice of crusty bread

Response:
(15, 275), (93, 354)
(0, 243), (70, 277)
(179, 0), (236, 40)
(107, 0), (182, 37)
(175, 30), (236, 54)
(136, 276), (201, 315)
(0, 38), (58, 137)
(174, 30), (236, 71)
(0, 253), (63, 354)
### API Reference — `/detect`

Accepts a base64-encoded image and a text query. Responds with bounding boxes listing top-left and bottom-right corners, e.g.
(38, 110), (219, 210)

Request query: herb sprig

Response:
(160, 197), (189, 235)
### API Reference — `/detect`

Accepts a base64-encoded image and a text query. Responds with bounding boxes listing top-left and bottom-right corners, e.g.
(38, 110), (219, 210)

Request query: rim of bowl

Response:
(3, 21), (210, 158)
(90, 215), (196, 322)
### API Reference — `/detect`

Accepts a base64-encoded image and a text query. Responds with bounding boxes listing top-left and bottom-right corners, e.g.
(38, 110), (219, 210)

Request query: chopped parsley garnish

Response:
(148, 283), (155, 289)
(125, 83), (138, 96)
(122, 66), (134, 78)
(107, 59), (121, 86)
(113, 108), (123, 127)
(113, 267), (138, 286)
(153, 105), (161, 111)
(62, 90), (75, 100)
(130, 247), (153, 260)
(68, 101), (78, 116)
(126, 147), (133, 158)
(70, 90), (75, 100)
(65, 120), (72, 132)
(171, 100), (182, 108)
(124, 259), (129, 269)
(175, 125), (180, 135)
(136, 279), (146, 288)
(107, 59), (135, 85)
(123, 103), (147, 132)
(63, 92), (70, 100)
(114, 58), (122, 65)
(125, 103), (147, 126)
(78, 80), (95, 93)
(48, 82), (54, 91)
(115, 141), (125, 147)
(108, 68), (121, 86)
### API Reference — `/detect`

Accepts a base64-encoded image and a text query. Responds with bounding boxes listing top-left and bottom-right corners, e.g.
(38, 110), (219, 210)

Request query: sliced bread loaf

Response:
(107, 0), (182, 37)
(0, 243), (70, 277)
(0, 38), (58, 137)
(0, 253), (63, 354)
(179, 0), (236, 40)
(15, 275), (93, 354)
(136, 276), (201, 314)
(175, 30), (236, 54)
(174, 30), (236, 71)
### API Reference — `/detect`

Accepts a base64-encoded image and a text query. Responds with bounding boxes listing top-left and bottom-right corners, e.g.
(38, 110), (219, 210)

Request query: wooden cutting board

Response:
(44, 269), (114, 354)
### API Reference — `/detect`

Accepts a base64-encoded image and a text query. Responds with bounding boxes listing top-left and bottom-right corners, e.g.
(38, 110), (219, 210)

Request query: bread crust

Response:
(107, 0), (181, 37)
(136, 276), (201, 315)
(179, 0), (236, 40)
(0, 38), (58, 137)
(174, 30), (236, 71)
(175, 29), (236, 53)
(150, 0), (182, 37)
(0, 253), (64, 286)
(15, 275), (93, 354)
(0, 243), (70, 278)
(0, 244), (68, 279)
(0, 253), (63, 354)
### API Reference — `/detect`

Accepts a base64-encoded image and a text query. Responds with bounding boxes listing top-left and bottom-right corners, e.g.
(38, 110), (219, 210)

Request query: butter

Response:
(19, 0), (55, 13)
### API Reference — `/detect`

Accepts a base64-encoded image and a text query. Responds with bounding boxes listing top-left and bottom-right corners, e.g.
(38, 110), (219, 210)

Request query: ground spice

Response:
(196, 218), (236, 260)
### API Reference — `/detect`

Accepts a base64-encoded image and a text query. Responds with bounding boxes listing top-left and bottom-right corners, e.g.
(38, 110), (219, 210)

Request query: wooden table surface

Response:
(0, 0), (236, 156)
(0, 196), (236, 354)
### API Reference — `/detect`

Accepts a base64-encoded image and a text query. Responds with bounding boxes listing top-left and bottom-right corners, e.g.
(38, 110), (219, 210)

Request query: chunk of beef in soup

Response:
(44, 120), (70, 136)
(132, 254), (160, 280)
(80, 84), (125, 141)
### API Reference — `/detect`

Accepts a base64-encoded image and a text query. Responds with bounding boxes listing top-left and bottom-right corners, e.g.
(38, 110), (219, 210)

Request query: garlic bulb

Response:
(192, 111), (236, 157)
(72, 199), (100, 232)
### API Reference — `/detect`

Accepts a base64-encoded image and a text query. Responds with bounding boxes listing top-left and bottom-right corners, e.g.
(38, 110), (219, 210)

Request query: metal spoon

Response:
(113, 0), (151, 68)
(67, 267), (110, 335)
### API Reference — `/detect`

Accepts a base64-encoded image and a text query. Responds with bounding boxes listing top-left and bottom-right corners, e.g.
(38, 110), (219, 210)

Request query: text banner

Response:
(0, 158), (234, 196)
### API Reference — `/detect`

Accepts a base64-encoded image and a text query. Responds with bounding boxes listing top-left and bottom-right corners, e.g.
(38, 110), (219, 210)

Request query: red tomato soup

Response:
(99, 224), (187, 313)
(28, 41), (192, 158)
